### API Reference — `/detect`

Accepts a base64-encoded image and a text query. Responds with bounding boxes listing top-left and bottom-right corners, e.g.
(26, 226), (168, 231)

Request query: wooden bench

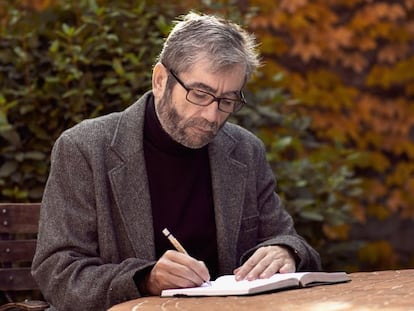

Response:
(0, 203), (49, 311)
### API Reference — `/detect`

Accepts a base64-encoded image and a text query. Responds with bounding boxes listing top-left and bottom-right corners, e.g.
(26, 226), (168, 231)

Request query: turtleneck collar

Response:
(144, 95), (207, 156)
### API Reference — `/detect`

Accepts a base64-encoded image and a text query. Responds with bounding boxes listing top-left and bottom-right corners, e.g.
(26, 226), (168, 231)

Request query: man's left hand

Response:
(234, 245), (296, 281)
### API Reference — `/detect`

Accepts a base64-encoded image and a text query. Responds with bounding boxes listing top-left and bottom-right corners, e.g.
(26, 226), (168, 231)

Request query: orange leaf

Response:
(406, 0), (414, 10)
(260, 35), (289, 55)
(367, 204), (390, 220)
(340, 52), (368, 72)
(386, 162), (414, 186)
(280, 0), (308, 14)
(323, 224), (350, 240)
(355, 36), (377, 51)
(378, 46), (399, 63)
(374, 3), (406, 21)
(249, 14), (272, 29)
(387, 189), (404, 213)
(327, 27), (353, 50)
(291, 40), (322, 62)
(21, 0), (55, 10)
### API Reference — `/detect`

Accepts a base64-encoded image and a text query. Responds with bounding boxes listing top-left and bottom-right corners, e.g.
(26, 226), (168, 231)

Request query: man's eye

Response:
(221, 99), (235, 107)
(191, 90), (210, 100)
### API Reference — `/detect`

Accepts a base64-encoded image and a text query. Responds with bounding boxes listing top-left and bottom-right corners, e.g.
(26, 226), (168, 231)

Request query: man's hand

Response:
(234, 245), (296, 281)
(142, 250), (210, 295)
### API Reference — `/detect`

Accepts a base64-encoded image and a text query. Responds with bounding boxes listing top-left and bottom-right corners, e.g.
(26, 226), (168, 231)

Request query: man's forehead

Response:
(185, 61), (246, 81)
(185, 67), (246, 95)
(186, 59), (246, 75)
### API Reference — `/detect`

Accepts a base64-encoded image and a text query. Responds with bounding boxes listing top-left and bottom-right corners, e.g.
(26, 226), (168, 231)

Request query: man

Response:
(32, 12), (321, 310)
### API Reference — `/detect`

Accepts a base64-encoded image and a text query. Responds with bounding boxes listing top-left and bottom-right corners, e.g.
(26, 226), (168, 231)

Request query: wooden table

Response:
(108, 269), (414, 311)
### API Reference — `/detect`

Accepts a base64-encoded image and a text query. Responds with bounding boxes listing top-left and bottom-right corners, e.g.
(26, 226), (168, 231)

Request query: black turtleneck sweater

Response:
(143, 96), (219, 278)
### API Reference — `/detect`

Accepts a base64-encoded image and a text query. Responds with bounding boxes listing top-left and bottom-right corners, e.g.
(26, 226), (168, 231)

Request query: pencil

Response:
(162, 228), (211, 285)
(162, 228), (188, 255)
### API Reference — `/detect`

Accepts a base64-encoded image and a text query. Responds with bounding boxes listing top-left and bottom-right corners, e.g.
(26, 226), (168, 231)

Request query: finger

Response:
(258, 260), (282, 279)
(257, 248), (296, 278)
(235, 246), (296, 281)
(244, 252), (280, 280)
(164, 251), (210, 285)
(145, 262), (182, 294)
(259, 258), (295, 279)
(197, 260), (211, 282)
(148, 252), (201, 292)
(234, 248), (268, 281)
(279, 261), (296, 273)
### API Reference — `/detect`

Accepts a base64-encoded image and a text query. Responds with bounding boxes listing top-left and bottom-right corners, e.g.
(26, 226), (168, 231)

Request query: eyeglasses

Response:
(166, 67), (246, 113)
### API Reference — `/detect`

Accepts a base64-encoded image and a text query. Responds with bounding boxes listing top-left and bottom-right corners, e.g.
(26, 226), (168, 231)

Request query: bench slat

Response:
(0, 203), (41, 234)
(0, 240), (37, 262)
(0, 267), (38, 291)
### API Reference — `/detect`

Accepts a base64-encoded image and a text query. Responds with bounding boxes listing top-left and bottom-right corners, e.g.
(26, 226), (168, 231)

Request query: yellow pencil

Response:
(162, 228), (211, 285)
(162, 228), (188, 255)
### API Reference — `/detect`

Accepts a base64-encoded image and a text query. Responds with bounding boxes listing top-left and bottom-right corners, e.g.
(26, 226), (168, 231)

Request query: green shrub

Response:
(0, 0), (174, 201)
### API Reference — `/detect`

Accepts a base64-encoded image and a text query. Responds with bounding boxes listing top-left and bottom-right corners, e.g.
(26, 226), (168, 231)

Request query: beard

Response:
(155, 92), (225, 149)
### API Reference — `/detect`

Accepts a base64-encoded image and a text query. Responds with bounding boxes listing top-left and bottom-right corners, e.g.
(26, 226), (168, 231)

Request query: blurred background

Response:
(1, 0), (413, 278)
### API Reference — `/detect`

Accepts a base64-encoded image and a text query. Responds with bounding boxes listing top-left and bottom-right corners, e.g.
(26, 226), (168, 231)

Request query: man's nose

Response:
(201, 100), (221, 123)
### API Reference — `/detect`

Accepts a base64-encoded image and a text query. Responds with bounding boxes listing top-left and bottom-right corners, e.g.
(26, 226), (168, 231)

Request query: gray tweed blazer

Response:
(32, 91), (321, 311)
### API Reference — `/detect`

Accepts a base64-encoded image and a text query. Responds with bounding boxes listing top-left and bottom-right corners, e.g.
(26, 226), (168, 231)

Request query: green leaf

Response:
(49, 40), (60, 53)
(62, 23), (75, 36)
(63, 89), (80, 98)
(102, 77), (118, 86)
(13, 46), (27, 61)
(0, 110), (10, 130)
(112, 58), (125, 76)
(300, 210), (325, 221)
(0, 161), (18, 177)
(272, 136), (292, 151)
(24, 151), (46, 160)
(0, 129), (21, 146)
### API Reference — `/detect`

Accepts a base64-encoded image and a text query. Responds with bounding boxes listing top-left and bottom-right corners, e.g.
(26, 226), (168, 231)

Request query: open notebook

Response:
(161, 271), (350, 297)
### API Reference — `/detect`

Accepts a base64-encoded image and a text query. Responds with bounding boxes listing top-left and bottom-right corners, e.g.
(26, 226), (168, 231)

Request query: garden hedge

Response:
(1, 0), (360, 273)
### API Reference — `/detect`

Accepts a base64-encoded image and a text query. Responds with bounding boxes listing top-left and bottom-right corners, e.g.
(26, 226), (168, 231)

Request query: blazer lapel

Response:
(107, 96), (248, 268)
(209, 127), (247, 274)
(108, 93), (156, 260)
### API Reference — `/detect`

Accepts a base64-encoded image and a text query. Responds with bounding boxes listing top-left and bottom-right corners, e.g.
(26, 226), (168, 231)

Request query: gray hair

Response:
(157, 12), (261, 81)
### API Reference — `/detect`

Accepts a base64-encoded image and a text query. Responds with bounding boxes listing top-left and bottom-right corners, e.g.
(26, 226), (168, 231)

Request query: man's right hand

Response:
(141, 250), (210, 295)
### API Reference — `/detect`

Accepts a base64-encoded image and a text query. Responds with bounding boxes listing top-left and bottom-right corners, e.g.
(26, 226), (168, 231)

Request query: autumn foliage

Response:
(245, 0), (414, 269)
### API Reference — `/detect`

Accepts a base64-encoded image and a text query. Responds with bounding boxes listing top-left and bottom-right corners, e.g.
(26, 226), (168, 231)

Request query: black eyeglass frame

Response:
(165, 67), (247, 113)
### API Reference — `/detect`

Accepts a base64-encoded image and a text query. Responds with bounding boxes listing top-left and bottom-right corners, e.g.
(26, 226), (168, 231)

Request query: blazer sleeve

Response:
(238, 138), (322, 271)
(31, 132), (153, 310)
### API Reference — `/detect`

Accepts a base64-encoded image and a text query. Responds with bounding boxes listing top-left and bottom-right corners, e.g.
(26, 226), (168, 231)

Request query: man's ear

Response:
(152, 62), (168, 99)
